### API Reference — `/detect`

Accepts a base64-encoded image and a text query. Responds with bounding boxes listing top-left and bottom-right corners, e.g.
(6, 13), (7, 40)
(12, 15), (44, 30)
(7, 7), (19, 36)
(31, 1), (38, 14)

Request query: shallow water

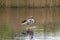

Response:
(0, 8), (60, 40)
(14, 31), (60, 40)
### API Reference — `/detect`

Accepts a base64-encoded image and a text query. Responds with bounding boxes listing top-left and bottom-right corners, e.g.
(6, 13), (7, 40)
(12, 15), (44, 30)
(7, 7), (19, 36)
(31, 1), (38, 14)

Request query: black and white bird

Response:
(22, 16), (35, 25)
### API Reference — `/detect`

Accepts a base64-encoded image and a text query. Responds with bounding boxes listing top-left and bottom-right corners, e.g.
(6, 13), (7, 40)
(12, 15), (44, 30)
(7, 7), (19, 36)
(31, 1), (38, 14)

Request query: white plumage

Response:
(22, 18), (35, 25)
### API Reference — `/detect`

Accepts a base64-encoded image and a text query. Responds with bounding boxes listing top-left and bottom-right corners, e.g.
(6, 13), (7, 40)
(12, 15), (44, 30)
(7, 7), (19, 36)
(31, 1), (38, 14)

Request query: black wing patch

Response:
(22, 20), (27, 23)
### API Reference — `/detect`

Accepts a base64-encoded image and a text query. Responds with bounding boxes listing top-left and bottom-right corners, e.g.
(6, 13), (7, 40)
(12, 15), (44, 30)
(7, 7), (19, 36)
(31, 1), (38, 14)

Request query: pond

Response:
(0, 7), (60, 40)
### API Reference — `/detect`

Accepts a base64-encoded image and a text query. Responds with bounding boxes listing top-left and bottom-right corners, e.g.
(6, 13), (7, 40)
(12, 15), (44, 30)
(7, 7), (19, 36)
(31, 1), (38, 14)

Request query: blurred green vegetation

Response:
(0, 24), (14, 40)
(0, 21), (60, 40)
(0, 24), (23, 40)
(33, 21), (60, 34)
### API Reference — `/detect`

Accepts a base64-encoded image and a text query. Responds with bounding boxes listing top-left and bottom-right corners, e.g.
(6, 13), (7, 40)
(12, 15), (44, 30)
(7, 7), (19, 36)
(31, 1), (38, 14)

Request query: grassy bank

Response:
(0, 0), (60, 8)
